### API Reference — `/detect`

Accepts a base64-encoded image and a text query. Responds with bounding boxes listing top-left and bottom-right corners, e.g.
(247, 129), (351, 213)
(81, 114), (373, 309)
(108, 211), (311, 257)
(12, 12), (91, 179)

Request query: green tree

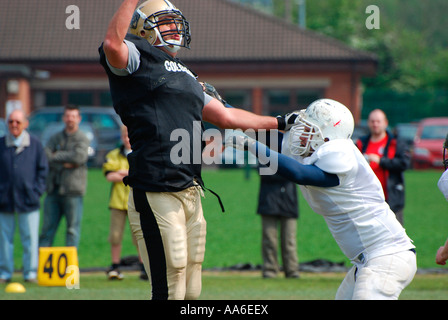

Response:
(237, 0), (448, 92)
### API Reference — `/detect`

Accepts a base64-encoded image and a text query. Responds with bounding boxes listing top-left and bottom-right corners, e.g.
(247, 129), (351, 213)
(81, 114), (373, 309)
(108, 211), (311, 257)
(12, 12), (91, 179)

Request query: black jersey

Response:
(99, 34), (205, 192)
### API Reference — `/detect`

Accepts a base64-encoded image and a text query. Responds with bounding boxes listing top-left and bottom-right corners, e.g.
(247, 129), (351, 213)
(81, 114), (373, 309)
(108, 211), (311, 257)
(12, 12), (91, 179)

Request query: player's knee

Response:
(167, 267), (187, 300)
(185, 263), (202, 300)
(108, 230), (122, 245)
(185, 286), (201, 300)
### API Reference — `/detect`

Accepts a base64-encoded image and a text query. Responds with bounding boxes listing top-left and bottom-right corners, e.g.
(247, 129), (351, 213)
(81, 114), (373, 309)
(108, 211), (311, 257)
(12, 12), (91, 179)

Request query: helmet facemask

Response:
(289, 111), (325, 157)
(288, 99), (354, 157)
(133, 6), (191, 52)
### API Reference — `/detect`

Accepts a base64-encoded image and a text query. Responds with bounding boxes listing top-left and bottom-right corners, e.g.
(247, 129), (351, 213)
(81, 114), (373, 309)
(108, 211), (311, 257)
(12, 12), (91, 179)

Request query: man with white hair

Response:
(0, 109), (48, 283)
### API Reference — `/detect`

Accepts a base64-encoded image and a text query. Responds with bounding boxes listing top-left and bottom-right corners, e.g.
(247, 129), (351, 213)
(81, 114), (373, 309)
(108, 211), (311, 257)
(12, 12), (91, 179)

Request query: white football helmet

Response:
(129, 0), (191, 53)
(289, 99), (354, 157)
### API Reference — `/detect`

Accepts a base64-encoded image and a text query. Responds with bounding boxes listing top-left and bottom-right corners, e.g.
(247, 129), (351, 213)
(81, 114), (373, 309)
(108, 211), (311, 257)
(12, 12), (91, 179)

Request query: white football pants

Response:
(335, 250), (417, 300)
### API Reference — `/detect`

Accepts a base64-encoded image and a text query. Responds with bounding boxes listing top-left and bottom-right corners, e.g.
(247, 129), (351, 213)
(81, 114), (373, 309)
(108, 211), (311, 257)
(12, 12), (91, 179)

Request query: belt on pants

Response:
(356, 248), (416, 264)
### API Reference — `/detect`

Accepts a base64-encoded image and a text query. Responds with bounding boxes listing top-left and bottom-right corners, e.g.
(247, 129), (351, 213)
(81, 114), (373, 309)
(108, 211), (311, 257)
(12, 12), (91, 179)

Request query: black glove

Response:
(277, 112), (300, 131)
(201, 82), (227, 105)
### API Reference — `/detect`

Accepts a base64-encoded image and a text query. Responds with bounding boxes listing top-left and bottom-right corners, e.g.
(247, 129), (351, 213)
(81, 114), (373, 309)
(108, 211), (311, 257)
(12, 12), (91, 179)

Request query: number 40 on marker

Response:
(37, 247), (80, 289)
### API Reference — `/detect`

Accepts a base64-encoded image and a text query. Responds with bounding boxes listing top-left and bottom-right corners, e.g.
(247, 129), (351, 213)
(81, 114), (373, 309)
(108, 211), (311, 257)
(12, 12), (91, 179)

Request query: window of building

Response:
(222, 89), (252, 110)
(265, 90), (291, 116)
(296, 90), (323, 108)
(100, 91), (113, 106)
(264, 88), (324, 116)
(68, 91), (93, 105)
(45, 91), (62, 106)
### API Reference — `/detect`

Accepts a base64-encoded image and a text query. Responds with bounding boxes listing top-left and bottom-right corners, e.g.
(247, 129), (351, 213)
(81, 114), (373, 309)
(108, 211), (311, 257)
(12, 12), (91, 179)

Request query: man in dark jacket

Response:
(257, 174), (299, 278)
(356, 109), (410, 225)
(0, 109), (48, 283)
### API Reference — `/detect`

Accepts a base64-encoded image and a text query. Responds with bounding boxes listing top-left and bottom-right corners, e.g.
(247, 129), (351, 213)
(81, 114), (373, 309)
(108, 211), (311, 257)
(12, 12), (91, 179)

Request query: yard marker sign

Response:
(37, 247), (79, 288)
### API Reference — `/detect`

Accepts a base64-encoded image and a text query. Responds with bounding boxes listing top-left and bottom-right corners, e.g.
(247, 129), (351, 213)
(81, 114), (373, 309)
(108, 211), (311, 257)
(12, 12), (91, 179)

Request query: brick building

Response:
(0, 0), (377, 122)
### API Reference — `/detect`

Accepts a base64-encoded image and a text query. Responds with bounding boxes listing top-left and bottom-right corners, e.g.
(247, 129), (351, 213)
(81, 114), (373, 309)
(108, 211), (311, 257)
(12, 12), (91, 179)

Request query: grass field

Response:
(1, 271), (448, 300)
(7, 167), (448, 300)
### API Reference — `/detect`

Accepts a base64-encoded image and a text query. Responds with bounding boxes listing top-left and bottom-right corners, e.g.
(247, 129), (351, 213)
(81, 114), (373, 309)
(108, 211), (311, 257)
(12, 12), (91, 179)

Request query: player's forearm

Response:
(250, 141), (340, 187)
(203, 99), (279, 130)
(103, 0), (139, 66)
(106, 171), (128, 183)
(224, 108), (278, 130)
(105, 0), (139, 43)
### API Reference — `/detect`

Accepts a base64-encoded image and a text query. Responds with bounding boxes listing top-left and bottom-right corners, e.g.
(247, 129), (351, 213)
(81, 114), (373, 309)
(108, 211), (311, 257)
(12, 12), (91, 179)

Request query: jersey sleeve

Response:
(203, 93), (213, 106)
(304, 140), (356, 174)
(106, 39), (141, 76)
(252, 140), (339, 187)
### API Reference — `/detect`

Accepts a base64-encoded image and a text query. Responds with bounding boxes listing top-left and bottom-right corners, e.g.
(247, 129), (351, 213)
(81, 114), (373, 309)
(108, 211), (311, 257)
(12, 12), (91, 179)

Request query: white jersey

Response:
(282, 135), (414, 263)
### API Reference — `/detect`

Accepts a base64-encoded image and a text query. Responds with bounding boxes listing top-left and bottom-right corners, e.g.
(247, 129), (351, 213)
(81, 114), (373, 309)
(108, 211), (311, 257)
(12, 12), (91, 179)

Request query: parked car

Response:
(412, 117), (448, 169)
(40, 122), (98, 166)
(394, 122), (418, 150)
(351, 123), (369, 143)
(28, 106), (122, 166)
(0, 118), (6, 138)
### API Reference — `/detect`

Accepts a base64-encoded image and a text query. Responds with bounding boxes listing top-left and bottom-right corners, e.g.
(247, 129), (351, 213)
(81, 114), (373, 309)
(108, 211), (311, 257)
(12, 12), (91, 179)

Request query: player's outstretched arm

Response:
(103, 0), (140, 69)
(227, 134), (339, 187)
(202, 82), (298, 131)
(203, 98), (278, 131)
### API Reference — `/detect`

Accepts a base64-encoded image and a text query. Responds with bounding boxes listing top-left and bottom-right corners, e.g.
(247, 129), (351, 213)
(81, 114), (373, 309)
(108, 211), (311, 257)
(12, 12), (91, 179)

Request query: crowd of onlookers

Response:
(0, 105), (146, 283)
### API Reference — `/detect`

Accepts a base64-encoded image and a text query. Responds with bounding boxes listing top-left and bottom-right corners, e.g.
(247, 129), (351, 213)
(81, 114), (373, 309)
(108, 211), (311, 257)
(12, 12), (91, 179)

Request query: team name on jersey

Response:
(164, 60), (196, 79)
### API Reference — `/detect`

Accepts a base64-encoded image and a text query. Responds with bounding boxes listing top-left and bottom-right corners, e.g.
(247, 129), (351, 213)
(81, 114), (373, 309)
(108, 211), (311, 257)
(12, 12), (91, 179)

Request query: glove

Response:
(201, 82), (227, 105)
(277, 111), (300, 131)
(225, 132), (256, 152)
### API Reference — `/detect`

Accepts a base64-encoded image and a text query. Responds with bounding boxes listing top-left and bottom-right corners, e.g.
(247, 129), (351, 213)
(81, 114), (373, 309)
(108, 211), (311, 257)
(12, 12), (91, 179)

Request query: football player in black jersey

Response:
(99, 0), (295, 300)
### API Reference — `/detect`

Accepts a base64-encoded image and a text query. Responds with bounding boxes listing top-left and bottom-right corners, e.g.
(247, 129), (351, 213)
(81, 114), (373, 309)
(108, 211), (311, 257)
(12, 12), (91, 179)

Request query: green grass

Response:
(7, 168), (448, 300)
(12, 168), (448, 270)
(1, 271), (447, 300)
(201, 168), (448, 271)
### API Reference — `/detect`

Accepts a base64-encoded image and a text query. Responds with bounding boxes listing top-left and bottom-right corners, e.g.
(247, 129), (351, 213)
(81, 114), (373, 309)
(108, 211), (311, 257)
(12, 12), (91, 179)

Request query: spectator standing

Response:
(39, 105), (89, 248)
(103, 125), (146, 280)
(257, 174), (299, 278)
(0, 109), (48, 283)
(356, 109), (410, 225)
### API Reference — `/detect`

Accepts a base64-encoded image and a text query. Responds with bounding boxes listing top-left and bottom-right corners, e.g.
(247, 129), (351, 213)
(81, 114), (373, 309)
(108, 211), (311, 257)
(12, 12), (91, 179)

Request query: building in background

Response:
(0, 0), (376, 122)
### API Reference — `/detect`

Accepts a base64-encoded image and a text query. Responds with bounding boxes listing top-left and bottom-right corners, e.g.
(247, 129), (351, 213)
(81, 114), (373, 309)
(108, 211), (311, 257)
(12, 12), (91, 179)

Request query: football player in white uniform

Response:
(228, 99), (417, 300)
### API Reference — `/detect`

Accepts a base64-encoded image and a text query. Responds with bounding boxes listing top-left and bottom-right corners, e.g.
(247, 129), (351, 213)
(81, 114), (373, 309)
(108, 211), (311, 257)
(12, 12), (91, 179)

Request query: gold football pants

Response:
(128, 186), (206, 300)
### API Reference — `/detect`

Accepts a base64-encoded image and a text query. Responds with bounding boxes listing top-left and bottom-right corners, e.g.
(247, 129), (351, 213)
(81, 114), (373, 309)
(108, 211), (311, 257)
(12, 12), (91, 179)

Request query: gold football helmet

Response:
(129, 0), (191, 52)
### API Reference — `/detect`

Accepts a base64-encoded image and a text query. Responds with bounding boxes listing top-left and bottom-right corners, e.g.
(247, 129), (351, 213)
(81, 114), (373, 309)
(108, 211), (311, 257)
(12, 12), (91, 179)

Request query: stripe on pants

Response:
(133, 189), (168, 300)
